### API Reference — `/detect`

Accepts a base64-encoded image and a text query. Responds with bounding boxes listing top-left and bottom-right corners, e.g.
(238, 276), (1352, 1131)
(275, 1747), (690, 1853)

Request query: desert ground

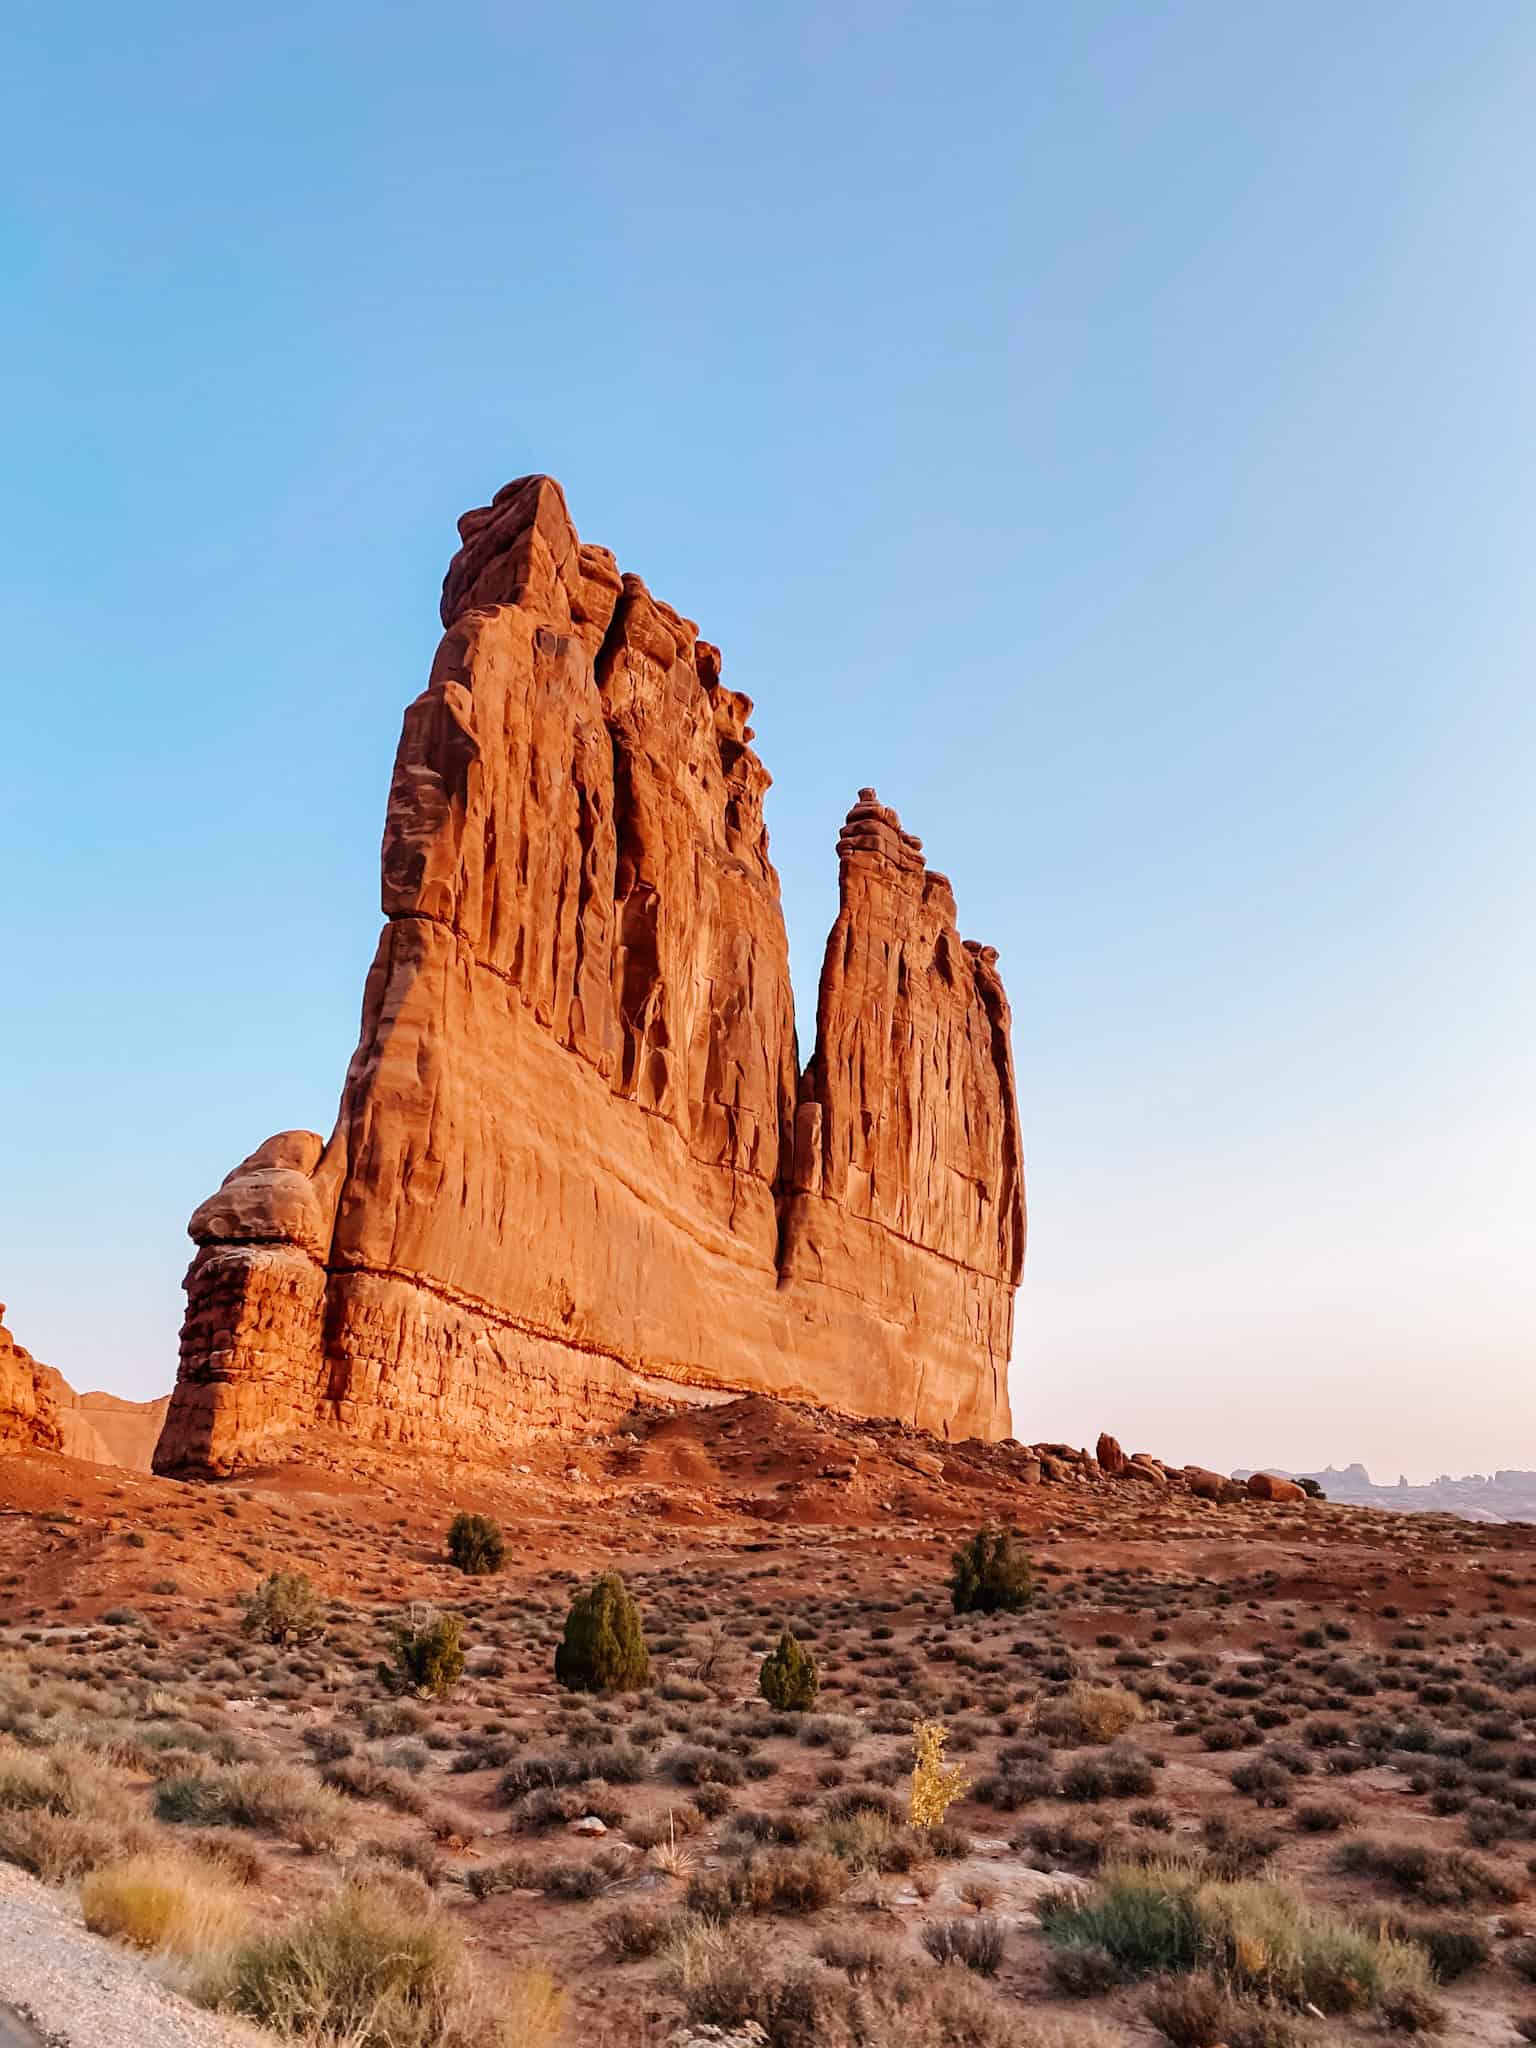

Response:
(5, 1398), (1536, 2047)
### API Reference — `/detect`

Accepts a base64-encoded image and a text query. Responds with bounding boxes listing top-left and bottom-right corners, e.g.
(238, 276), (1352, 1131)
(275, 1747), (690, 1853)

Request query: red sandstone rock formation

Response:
(157, 478), (1025, 1476)
(0, 1305), (64, 1456)
(1095, 1431), (1126, 1476)
(1, 1304), (170, 1467)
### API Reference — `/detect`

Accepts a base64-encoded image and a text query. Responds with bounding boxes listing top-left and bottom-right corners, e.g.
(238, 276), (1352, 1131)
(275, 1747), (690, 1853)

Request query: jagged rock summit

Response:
(156, 477), (1025, 1476)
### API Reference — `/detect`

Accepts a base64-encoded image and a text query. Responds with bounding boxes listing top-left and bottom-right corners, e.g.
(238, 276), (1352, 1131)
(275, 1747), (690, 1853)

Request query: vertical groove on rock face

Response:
(158, 479), (1025, 1476)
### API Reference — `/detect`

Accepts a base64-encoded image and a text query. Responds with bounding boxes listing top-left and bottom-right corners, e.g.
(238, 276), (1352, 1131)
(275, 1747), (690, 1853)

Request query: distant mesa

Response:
(155, 476), (1026, 1476)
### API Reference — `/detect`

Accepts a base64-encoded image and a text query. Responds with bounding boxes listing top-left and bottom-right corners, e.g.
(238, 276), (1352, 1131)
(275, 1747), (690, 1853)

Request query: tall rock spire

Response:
(155, 481), (1025, 1475)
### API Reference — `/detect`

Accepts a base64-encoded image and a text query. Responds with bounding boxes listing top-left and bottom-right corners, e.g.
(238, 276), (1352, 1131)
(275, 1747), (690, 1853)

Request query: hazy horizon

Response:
(3, 4), (1532, 1481)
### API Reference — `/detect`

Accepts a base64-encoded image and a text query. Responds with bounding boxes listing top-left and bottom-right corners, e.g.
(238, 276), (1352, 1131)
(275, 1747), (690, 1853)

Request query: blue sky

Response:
(2, 2), (1532, 1478)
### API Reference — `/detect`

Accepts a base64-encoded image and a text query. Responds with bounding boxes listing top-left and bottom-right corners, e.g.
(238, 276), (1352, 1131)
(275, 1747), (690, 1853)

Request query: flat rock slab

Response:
(888, 1850), (1086, 1922)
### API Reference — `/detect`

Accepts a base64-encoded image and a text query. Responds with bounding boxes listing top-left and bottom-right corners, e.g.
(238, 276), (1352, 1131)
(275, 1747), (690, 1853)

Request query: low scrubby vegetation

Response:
(3, 1418), (1535, 2047)
(381, 1609), (466, 1700)
(1042, 1859), (1438, 2020)
(80, 1853), (250, 1956)
(949, 1526), (1034, 1615)
(446, 1513), (506, 1578)
(204, 1880), (563, 2047)
(241, 1570), (323, 1645)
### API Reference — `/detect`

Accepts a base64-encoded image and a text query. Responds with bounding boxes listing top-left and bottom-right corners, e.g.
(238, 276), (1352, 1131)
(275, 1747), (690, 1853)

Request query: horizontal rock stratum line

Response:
(154, 477), (1025, 1475)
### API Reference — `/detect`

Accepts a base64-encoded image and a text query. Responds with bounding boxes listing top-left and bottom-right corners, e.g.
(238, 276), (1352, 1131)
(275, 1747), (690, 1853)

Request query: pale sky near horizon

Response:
(2, 4), (1532, 1482)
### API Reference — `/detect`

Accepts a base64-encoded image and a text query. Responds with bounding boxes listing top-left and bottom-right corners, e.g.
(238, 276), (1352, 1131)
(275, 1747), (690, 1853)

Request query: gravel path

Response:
(0, 1868), (261, 2048)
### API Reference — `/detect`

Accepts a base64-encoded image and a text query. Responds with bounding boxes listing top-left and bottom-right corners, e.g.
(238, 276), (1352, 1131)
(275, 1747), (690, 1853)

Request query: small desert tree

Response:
(241, 1571), (323, 1645)
(910, 1718), (971, 1829)
(759, 1630), (819, 1711)
(554, 1571), (649, 1694)
(380, 1607), (465, 1698)
(446, 1511), (505, 1576)
(948, 1525), (1034, 1615)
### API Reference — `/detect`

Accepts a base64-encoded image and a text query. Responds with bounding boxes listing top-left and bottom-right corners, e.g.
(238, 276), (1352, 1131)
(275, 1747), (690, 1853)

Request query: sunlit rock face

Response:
(157, 478), (1025, 1476)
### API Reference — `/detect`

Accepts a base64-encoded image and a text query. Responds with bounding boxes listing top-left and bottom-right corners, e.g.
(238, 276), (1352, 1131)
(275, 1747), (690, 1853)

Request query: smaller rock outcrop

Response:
(1095, 1431), (1126, 1476)
(0, 1305), (63, 1456)
(1, 1300), (171, 1469)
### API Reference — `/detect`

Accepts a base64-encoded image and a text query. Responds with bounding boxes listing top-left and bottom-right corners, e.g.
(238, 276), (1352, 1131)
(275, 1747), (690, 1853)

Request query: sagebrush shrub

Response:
(686, 1845), (850, 1916)
(920, 1915), (1005, 1975)
(1336, 1835), (1521, 1907)
(154, 1761), (350, 1852)
(1044, 1860), (1435, 2018)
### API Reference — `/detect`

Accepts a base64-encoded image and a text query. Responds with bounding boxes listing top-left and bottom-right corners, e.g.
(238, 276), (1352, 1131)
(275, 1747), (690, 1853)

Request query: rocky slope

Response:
(158, 478), (1025, 1476)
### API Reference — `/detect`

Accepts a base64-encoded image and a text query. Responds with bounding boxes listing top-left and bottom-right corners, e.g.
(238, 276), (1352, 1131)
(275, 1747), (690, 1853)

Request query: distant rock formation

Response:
(157, 478), (1026, 1476)
(1235, 1464), (1536, 1524)
(1, 1305), (167, 1468)
(41, 1377), (170, 1472)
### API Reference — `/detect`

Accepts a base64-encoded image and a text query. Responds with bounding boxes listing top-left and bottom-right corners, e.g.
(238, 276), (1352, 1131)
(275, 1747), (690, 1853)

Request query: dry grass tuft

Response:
(201, 1880), (563, 2047)
(1036, 1682), (1146, 1746)
(80, 1853), (250, 1957)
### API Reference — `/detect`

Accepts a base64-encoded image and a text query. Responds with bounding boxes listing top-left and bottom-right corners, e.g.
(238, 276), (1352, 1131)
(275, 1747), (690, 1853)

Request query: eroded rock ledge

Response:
(156, 478), (1026, 1476)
